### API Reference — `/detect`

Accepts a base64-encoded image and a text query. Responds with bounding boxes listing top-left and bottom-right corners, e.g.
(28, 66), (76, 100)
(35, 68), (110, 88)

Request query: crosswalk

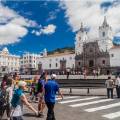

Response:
(57, 96), (120, 119)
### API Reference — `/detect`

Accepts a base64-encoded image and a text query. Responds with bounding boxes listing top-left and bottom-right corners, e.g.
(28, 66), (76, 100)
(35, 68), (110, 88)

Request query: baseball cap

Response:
(51, 74), (57, 79)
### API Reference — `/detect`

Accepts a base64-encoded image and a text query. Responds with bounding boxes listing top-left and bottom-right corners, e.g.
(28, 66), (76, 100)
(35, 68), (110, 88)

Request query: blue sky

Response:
(0, 0), (120, 55)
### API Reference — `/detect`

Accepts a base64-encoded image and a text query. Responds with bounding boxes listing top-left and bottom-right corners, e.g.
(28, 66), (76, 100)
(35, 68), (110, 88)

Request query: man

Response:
(105, 76), (114, 99)
(44, 74), (63, 120)
(115, 76), (120, 98)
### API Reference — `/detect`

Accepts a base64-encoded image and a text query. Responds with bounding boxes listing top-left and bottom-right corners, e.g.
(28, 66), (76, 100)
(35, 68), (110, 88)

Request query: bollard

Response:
(87, 88), (90, 94)
(69, 88), (72, 94)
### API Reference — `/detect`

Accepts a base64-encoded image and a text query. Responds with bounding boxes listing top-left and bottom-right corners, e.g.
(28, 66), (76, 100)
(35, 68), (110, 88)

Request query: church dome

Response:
(113, 36), (120, 46)
(2, 47), (9, 54)
(2, 47), (8, 52)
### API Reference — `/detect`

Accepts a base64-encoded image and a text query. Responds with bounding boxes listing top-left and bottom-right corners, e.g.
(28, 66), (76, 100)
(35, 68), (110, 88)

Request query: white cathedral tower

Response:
(75, 23), (88, 55)
(98, 16), (113, 52)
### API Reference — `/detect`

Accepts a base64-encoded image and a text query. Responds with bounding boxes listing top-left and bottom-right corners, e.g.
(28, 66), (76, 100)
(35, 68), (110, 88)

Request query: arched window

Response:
(56, 63), (58, 67)
(102, 32), (105, 37)
(49, 64), (51, 68)
(102, 60), (105, 65)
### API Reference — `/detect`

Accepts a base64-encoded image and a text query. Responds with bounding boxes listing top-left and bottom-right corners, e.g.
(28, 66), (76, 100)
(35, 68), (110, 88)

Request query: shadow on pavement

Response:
(23, 113), (36, 117)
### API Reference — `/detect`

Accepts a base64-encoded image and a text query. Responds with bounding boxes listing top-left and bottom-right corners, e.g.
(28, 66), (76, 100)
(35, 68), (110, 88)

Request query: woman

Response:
(37, 72), (47, 117)
(11, 81), (38, 120)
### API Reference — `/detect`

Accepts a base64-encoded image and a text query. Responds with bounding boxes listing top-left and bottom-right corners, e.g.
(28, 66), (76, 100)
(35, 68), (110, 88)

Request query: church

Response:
(75, 17), (120, 74)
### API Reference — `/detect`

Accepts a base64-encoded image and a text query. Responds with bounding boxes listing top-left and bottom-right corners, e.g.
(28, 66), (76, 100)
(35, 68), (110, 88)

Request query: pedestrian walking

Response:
(44, 74), (63, 120)
(115, 76), (120, 98)
(37, 72), (47, 118)
(0, 77), (14, 120)
(10, 81), (38, 120)
(29, 76), (39, 102)
(105, 76), (114, 99)
(66, 68), (70, 79)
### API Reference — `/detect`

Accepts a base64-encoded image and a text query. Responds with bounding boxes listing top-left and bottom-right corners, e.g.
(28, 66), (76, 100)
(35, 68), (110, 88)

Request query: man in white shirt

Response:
(115, 76), (120, 98)
(105, 76), (114, 99)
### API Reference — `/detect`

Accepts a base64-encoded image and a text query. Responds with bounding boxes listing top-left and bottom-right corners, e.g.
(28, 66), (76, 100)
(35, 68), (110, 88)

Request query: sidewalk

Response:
(61, 88), (117, 96)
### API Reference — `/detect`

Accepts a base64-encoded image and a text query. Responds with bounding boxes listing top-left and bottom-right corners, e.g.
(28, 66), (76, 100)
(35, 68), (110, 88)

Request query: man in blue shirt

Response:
(44, 74), (63, 120)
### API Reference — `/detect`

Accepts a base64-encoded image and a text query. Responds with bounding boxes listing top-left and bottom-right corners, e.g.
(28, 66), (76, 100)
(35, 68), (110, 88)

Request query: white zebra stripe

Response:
(59, 97), (99, 104)
(85, 102), (120, 112)
(70, 99), (113, 107)
(102, 111), (120, 119)
(56, 96), (79, 100)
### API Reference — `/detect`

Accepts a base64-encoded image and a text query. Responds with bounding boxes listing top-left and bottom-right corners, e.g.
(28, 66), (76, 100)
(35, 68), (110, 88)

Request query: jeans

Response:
(46, 102), (55, 120)
(107, 88), (113, 98)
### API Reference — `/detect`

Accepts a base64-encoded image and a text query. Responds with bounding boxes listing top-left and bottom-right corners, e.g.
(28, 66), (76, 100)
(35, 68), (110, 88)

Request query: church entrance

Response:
(89, 60), (94, 67)
(60, 60), (66, 70)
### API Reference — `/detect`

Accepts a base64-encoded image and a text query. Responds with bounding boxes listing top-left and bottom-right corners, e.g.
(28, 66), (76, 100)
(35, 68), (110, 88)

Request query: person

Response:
(37, 72), (47, 117)
(66, 68), (70, 79)
(1, 74), (9, 90)
(29, 76), (39, 102)
(93, 69), (96, 78)
(44, 74), (63, 120)
(105, 76), (114, 99)
(11, 81), (38, 120)
(0, 77), (14, 120)
(83, 69), (87, 79)
(115, 76), (120, 98)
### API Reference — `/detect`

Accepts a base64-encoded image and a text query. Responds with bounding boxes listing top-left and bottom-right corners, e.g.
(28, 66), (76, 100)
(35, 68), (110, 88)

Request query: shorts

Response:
(38, 93), (45, 103)
(38, 93), (44, 99)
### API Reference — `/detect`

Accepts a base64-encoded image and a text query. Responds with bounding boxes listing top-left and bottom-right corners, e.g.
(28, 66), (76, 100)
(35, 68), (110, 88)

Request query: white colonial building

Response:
(38, 51), (75, 71)
(20, 52), (43, 74)
(0, 47), (20, 73)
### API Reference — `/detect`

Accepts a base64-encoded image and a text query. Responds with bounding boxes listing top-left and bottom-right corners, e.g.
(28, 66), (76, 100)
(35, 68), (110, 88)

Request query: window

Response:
(49, 64), (51, 68)
(111, 54), (114, 57)
(56, 58), (58, 61)
(102, 60), (105, 65)
(102, 32), (105, 37)
(56, 63), (58, 67)
(78, 62), (80, 66)
(70, 57), (72, 60)
(90, 48), (93, 53)
(79, 36), (81, 40)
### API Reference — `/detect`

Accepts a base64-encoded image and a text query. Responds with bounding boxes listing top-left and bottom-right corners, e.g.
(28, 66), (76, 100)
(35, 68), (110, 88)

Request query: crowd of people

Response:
(1, 72), (120, 120)
(0, 72), (63, 120)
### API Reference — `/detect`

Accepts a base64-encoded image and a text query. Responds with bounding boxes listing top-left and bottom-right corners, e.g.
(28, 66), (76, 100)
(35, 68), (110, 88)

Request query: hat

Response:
(51, 74), (57, 79)
(18, 81), (27, 87)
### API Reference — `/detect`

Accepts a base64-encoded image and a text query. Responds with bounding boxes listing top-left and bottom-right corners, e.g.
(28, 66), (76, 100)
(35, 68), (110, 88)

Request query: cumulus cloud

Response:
(60, 0), (120, 38)
(0, 4), (37, 45)
(32, 24), (56, 36)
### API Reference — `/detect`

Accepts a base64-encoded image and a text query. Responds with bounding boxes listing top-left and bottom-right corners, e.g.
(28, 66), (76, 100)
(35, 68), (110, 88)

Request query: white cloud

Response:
(0, 4), (37, 45)
(41, 24), (56, 34)
(32, 24), (56, 36)
(60, 0), (120, 38)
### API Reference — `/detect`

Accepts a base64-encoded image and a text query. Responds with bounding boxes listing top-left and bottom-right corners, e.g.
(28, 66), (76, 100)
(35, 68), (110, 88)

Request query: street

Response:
(2, 95), (120, 120)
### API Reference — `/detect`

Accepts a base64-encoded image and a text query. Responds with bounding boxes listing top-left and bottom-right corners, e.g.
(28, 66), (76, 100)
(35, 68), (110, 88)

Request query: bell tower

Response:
(98, 16), (113, 52)
(75, 23), (88, 55)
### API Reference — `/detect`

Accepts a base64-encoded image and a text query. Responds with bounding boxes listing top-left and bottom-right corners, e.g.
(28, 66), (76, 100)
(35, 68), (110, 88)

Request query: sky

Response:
(0, 0), (120, 55)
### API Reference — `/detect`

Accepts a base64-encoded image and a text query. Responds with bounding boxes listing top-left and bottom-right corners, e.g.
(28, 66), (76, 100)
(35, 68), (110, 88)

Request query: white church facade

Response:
(75, 16), (120, 74)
